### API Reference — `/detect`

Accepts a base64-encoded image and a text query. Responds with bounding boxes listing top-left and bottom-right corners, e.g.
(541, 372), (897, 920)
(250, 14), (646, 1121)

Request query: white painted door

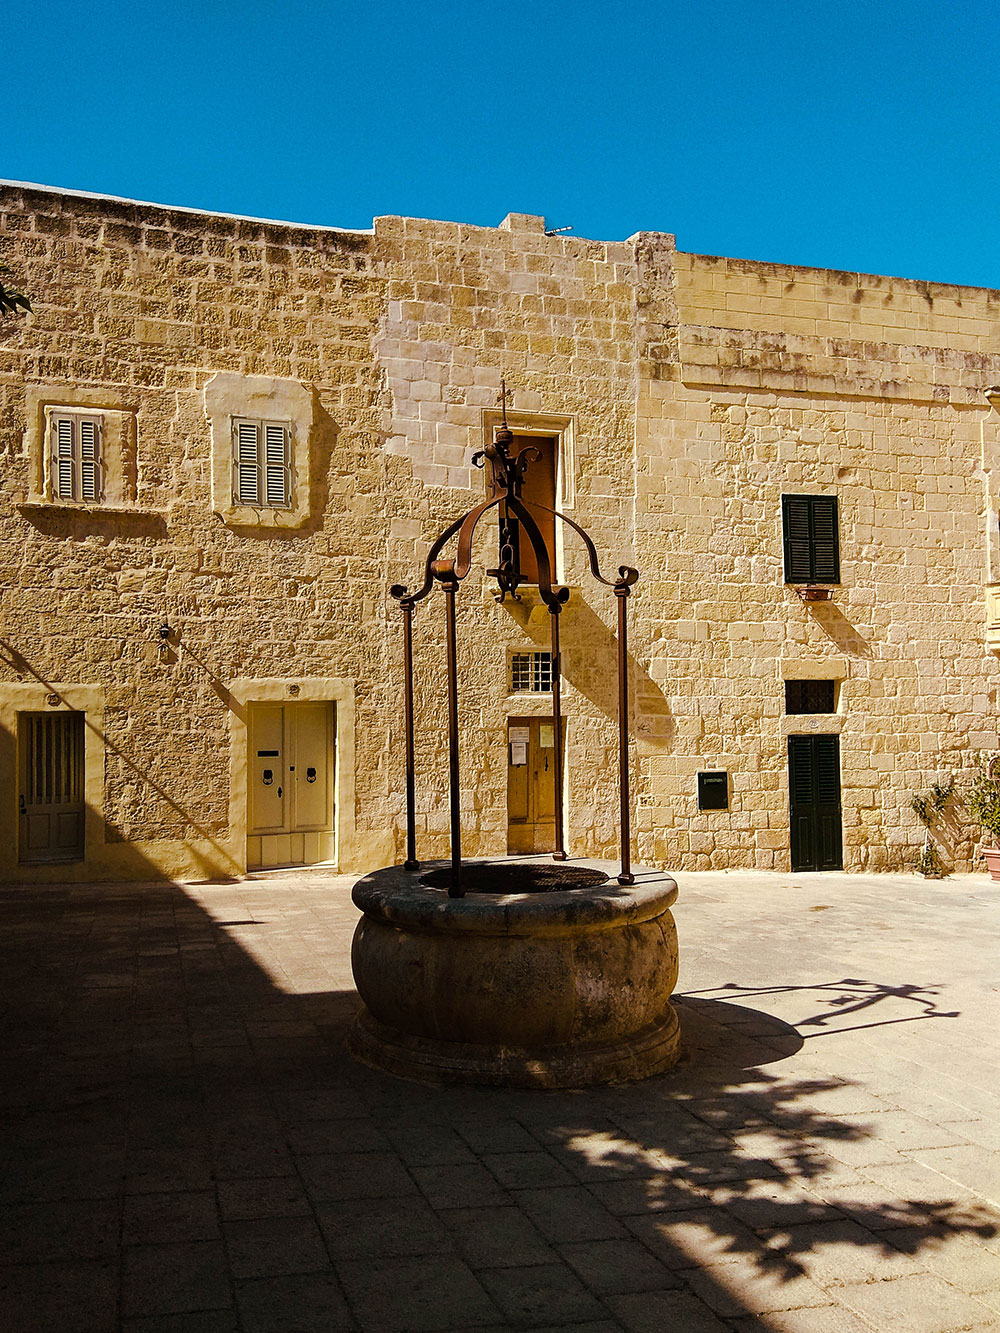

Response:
(248, 702), (335, 869)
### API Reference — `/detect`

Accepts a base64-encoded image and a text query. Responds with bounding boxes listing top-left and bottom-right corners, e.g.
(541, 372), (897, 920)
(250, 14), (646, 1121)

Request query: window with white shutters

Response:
(782, 494), (840, 584)
(49, 413), (103, 503)
(232, 418), (292, 509)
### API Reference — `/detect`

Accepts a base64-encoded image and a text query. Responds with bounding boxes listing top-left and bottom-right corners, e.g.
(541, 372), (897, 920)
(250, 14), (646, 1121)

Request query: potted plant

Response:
(966, 760), (1000, 880)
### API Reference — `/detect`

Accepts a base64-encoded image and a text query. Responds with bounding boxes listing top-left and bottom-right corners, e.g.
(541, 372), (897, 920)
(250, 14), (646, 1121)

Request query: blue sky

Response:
(6, 1), (1000, 286)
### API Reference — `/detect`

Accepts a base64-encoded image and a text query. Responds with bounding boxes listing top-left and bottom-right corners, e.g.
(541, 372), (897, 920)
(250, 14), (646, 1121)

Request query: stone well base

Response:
(347, 858), (681, 1089)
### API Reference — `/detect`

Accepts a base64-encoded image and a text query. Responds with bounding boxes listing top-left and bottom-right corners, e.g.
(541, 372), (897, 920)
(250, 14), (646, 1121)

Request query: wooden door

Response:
(788, 735), (843, 871)
(507, 717), (558, 853)
(488, 433), (557, 586)
(18, 711), (85, 863)
(248, 702), (336, 869)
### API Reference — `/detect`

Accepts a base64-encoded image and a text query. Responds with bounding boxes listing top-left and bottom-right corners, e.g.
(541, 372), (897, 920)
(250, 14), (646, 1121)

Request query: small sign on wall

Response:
(698, 771), (729, 811)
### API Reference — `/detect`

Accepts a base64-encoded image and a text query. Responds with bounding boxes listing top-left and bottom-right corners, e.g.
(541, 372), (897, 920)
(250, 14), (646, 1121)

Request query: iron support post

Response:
(443, 579), (463, 896)
(550, 606), (567, 861)
(615, 584), (634, 886)
(401, 601), (419, 870)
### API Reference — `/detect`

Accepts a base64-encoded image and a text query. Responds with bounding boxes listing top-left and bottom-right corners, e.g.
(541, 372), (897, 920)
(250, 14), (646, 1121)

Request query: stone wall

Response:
(1, 181), (999, 879)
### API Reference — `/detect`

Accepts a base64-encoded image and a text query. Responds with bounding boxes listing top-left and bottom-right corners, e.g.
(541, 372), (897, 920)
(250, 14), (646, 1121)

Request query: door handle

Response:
(544, 755), (549, 771)
(277, 786), (283, 799)
(19, 794), (25, 814)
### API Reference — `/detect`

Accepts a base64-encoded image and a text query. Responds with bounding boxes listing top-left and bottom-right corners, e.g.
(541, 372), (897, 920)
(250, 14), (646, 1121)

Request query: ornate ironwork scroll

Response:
(390, 383), (639, 895)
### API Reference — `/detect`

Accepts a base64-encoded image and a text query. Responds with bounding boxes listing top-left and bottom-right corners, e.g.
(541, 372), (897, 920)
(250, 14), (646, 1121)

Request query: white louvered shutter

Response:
(51, 414), (102, 502)
(263, 423), (291, 508)
(54, 417), (76, 499)
(79, 418), (100, 501)
(234, 420), (261, 505)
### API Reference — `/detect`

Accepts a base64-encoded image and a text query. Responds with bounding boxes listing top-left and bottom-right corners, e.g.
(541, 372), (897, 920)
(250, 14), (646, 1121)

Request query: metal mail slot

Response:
(257, 750), (280, 757)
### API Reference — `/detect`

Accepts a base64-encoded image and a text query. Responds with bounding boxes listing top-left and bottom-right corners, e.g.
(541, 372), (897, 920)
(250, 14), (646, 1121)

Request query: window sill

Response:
(214, 505), (308, 529)
(18, 500), (167, 517)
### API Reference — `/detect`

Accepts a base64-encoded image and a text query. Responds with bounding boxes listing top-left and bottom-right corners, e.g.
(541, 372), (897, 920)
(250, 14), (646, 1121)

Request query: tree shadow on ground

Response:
(533, 983), (999, 1305)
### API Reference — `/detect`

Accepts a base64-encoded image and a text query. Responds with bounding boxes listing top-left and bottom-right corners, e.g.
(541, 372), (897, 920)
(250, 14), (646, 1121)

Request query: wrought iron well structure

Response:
(390, 392), (639, 896)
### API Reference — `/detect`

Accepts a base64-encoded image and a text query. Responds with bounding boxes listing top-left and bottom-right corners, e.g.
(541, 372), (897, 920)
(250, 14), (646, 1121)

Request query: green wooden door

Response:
(788, 735), (843, 871)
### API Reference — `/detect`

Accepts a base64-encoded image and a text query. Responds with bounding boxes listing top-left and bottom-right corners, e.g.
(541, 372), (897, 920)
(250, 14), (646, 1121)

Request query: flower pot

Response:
(981, 846), (1000, 881)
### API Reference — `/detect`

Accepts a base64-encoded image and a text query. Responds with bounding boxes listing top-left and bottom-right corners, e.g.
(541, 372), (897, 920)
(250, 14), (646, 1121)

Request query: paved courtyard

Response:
(2, 865), (1000, 1331)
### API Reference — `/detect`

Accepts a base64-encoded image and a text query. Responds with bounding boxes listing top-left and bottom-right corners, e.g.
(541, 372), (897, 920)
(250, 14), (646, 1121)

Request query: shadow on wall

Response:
(0, 640), (237, 881)
(807, 601), (872, 657)
(0, 877), (995, 1328)
(17, 508), (168, 542)
(502, 594), (675, 745)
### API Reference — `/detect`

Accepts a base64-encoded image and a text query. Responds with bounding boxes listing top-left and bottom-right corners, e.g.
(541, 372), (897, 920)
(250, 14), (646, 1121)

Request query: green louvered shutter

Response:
(810, 496), (839, 582)
(782, 494), (840, 583)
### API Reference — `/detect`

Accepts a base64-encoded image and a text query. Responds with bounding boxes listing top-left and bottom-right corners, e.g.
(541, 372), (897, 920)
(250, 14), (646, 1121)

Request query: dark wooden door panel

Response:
(788, 735), (843, 872)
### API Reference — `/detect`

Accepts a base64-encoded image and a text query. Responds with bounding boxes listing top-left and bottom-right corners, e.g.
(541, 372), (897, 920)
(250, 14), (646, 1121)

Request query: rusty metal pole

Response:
(401, 600), (419, 871)
(615, 584), (634, 886)
(443, 578), (463, 896)
(550, 606), (567, 861)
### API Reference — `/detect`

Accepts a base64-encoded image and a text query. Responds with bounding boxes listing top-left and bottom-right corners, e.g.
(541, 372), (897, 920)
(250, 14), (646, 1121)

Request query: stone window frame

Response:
(778, 658), (847, 738)
(23, 386), (138, 510)
(205, 373), (313, 528)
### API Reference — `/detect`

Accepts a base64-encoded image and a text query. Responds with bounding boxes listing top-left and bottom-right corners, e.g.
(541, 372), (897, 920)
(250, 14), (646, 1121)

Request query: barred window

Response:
(785, 679), (836, 714)
(510, 652), (553, 693)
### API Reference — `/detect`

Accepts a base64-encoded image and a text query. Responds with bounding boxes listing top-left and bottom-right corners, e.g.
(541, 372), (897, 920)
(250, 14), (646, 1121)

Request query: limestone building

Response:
(2, 179), (999, 883)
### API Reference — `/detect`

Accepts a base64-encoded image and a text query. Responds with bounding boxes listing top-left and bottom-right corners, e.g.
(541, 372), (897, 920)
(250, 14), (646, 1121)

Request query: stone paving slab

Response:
(1, 867), (1000, 1330)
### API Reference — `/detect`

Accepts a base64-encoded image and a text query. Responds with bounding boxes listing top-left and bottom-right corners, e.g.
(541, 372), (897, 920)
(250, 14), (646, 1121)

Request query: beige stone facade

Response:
(2, 181), (999, 881)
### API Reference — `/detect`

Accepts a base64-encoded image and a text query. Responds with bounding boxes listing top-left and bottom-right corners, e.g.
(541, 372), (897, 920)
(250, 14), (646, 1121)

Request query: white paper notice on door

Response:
(510, 741), (528, 766)
(509, 727), (530, 744)
(538, 725), (555, 748)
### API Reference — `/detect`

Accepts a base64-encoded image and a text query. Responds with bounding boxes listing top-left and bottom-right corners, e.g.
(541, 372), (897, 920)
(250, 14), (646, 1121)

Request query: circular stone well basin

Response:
(348, 858), (680, 1088)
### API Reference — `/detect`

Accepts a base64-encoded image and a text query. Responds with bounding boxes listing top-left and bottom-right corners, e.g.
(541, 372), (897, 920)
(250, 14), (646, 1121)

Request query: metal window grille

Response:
(511, 652), (552, 693)
(785, 679), (836, 714)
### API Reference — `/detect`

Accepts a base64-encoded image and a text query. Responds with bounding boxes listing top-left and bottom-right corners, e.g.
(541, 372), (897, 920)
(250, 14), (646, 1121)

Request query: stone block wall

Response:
(1, 181), (999, 879)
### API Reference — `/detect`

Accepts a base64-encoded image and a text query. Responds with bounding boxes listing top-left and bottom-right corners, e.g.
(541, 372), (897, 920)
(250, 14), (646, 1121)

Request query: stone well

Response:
(348, 858), (681, 1088)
